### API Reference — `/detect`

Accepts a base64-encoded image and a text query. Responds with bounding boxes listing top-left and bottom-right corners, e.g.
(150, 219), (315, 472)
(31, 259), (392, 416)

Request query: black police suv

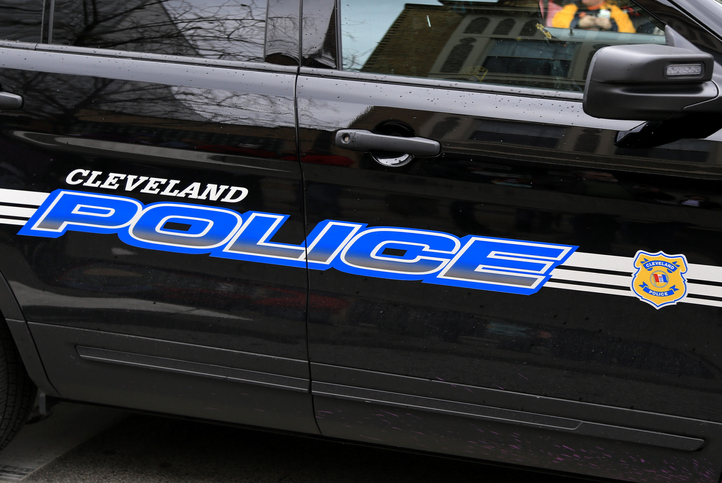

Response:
(1, 0), (722, 481)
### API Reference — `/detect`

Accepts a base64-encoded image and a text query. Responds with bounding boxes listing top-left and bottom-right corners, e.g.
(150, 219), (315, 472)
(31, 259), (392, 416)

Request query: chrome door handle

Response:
(0, 92), (23, 110)
(335, 129), (440, 157)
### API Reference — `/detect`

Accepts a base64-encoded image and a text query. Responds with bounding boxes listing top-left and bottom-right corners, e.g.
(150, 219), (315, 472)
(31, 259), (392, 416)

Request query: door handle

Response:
(335, 129), (440, 157)
(0, 92), (23, 110)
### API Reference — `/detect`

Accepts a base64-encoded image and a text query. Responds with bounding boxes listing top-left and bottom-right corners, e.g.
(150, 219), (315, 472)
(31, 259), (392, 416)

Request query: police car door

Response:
(0, 0), (317, 433)
(298, 0), (722, 480)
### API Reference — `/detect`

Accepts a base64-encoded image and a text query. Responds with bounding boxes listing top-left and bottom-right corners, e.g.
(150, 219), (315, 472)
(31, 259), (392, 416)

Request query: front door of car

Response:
(298, 0), (722, 479)
(0, 0), (317, 433)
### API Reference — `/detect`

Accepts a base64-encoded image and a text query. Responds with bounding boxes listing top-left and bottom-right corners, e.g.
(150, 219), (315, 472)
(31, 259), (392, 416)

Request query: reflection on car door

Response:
(298, 1), (722, 480)
(0, 0), (317, 434)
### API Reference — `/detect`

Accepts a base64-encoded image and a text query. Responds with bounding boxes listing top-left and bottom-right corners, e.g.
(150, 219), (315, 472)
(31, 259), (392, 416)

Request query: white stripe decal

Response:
(0, 218), (29, 226)
(0, 188), (48, 206)
(564, 251), (631, 272)
(554, 266), (722, 298)
(0, 189), (47, 227)
(551, 268), (630, 287)
(685, 263), (722, 283)
(546, 281), (635, 298)
(0, 206), (39, 219)
(549, 280), (722, 308)
(565, 251), (722, 284)
(554, 251), (722, 307)
(687, 282), (722, 298)
(681, 297), (722, 308)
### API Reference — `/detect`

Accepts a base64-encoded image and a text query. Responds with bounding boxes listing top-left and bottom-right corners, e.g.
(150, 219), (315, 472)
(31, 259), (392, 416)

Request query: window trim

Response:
(0, 41), (298, 75)
(299, 65), (585, 102)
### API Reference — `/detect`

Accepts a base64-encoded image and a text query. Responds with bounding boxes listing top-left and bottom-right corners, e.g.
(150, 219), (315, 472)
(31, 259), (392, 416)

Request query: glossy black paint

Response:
(313, 394), (717, 482)
(296, 76), (722, 479)
(1, 0), (722, 481)
(0, 2), (316, 432)
(0, 46), (306, 354)
(297, 72), (722, 407)
(297, 0), (722, 480)
(29, 323), (318, 433)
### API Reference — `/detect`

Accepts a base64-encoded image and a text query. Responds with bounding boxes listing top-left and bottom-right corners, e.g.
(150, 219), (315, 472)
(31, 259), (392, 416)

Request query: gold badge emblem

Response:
(632, 251), (688, 309)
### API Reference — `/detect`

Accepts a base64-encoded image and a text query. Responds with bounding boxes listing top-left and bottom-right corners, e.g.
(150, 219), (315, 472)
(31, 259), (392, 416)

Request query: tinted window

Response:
(51, 0), (267, 61)
(341, 0), (665, 91)
(0, 0), (44, 43)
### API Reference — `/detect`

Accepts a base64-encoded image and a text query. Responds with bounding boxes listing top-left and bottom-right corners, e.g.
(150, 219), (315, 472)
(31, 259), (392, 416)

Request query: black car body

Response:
(1, 0), (722, 481)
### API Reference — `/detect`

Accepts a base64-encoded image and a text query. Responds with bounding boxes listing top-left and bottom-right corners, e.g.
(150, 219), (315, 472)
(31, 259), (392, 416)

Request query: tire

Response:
(0, 321), (36, 451)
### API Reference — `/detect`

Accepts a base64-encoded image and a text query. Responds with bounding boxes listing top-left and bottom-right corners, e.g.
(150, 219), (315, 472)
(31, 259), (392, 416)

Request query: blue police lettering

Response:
(335, 228), (460, 281)
(305, 221), (365, 269)
(19, 190), (577, 296)
(18, 191), (141, 238)
(433, 236), (575, 295)
(215, 212), (306, 268)
(123, 202), (243, 254)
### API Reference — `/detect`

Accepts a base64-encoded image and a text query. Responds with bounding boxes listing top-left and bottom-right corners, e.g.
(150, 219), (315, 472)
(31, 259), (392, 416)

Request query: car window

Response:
(340, 0), (665, 92)
(49, 0), (268, 62)
(0, 0), (44, 43)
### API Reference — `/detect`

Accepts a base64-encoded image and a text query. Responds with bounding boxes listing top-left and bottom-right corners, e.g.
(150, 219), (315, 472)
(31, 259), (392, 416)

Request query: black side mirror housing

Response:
(584, 44), (718, 121)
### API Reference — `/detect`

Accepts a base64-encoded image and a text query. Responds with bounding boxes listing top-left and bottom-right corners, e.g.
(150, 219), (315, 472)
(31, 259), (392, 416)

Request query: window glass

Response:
(341, 0), (665, 92)
(51, 0), (267, 62)
(0, 0), (44, 43)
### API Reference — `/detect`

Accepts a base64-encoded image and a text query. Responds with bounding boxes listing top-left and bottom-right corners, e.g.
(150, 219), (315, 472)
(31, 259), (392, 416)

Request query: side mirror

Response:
(584, 44), (718, 121)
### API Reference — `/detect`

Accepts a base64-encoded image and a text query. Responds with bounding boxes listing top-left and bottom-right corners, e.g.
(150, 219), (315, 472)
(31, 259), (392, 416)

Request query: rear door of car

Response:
(0, 0), (318, 433)
(298, 0), (722, 480)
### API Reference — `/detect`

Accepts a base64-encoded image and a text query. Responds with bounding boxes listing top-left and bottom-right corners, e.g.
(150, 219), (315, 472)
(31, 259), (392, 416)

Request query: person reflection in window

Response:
(552, 0), (635, 33)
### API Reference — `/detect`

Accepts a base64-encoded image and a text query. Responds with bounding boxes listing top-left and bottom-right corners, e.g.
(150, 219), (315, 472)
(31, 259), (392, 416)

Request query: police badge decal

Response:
(632, 251), (689, 309)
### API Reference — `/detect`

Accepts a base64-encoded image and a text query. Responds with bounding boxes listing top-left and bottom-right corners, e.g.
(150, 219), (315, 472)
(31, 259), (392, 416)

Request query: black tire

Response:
(0, 321), (36, 451)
